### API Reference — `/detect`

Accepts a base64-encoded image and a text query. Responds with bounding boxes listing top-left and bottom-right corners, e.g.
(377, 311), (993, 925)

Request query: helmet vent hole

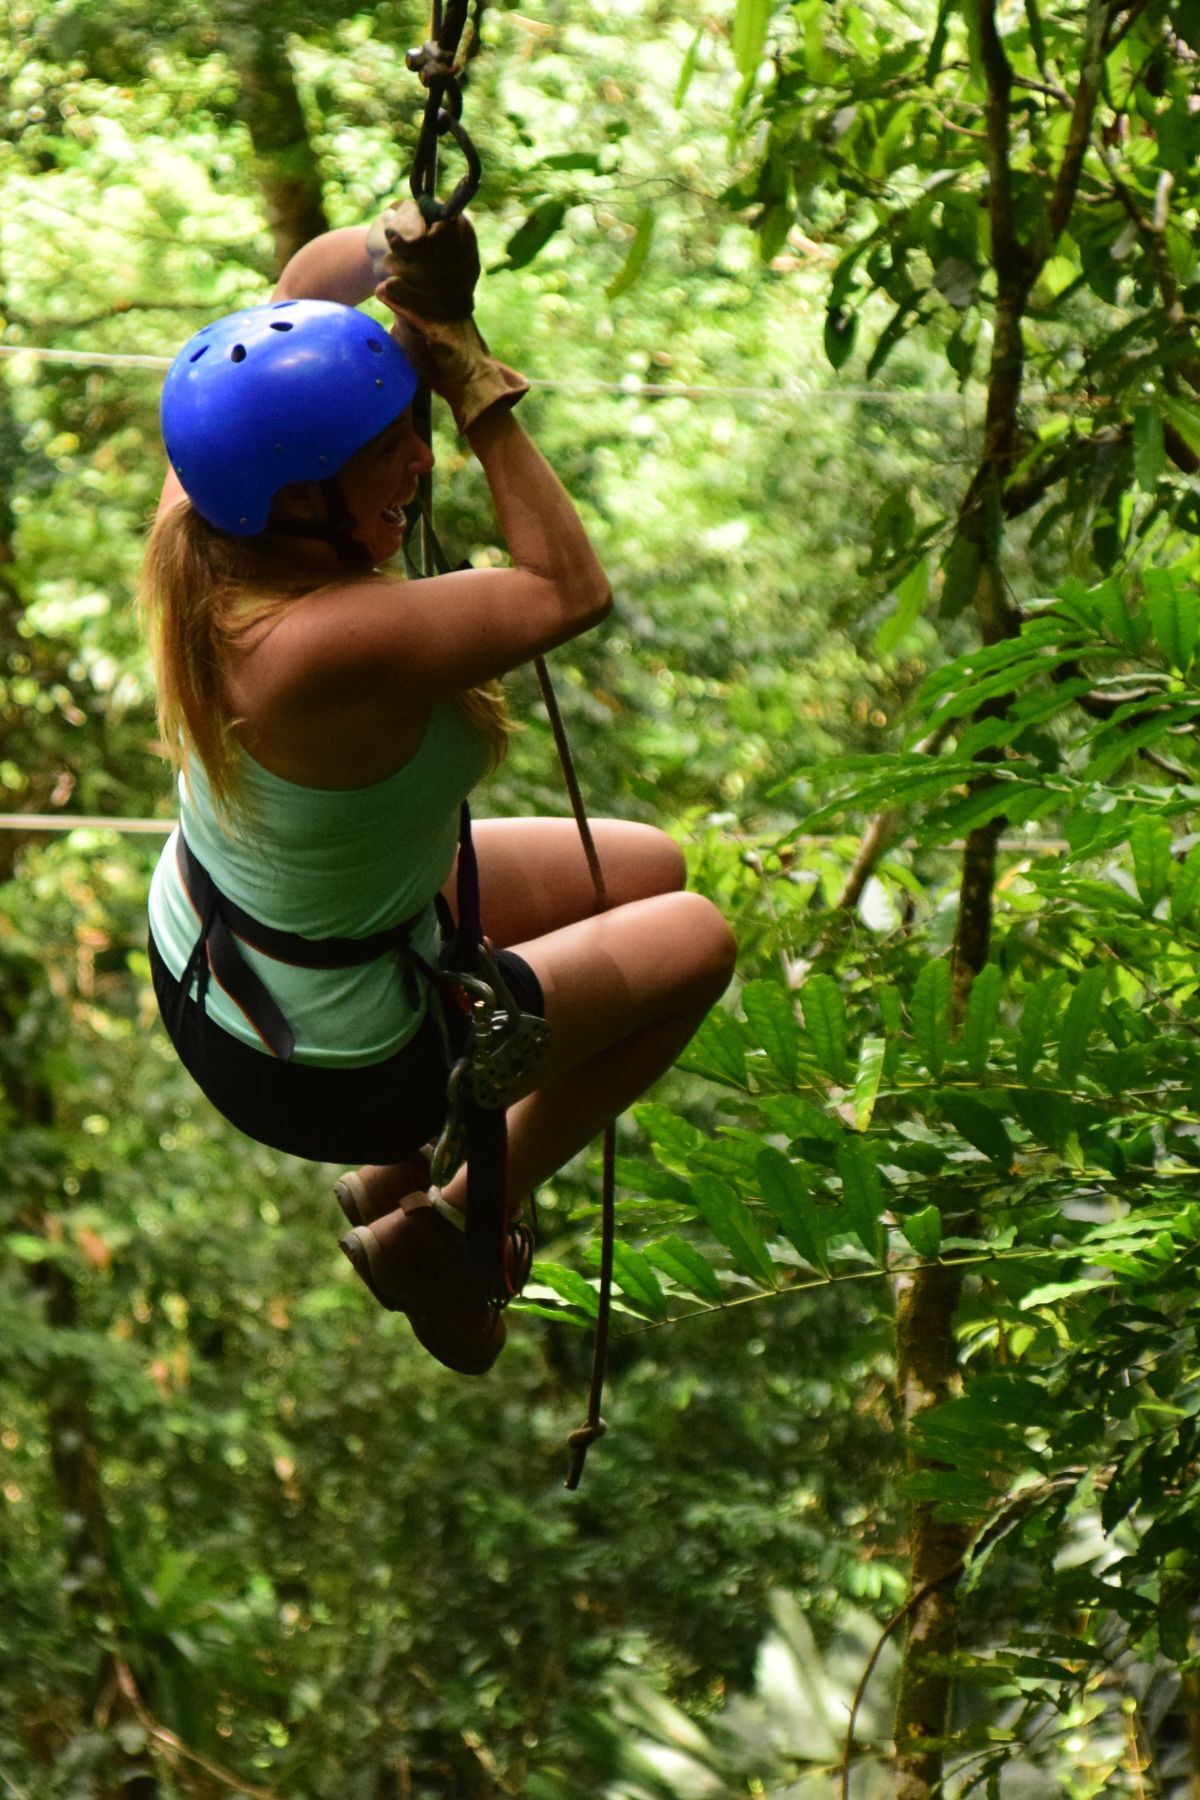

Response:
(367, 338), (385, 354)
(230, 344), (247, 363)
(189, 345), (210, 363)
(269, 320), (294, 332)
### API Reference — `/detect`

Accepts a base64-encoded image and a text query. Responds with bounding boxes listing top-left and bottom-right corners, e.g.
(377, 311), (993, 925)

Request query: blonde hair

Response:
(138, 499), (512, 817)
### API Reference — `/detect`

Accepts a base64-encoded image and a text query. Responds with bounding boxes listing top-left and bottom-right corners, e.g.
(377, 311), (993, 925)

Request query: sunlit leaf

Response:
(756, 1147), (830, 1274)
(836, 1138), (886, 1265)
(801, 974), (849, 1084)
(853, 1036), (886, 1130)
(644, 1235), (725, 1304)
(742, 979), (800, 1081)
(611, 1242), (669, 1319)
(691, 1175), (777, 1288)
(607, 208), (656, 300)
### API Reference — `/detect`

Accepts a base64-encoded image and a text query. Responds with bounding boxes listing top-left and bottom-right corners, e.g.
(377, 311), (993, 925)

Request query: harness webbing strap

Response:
(175, 834), (425, 1061)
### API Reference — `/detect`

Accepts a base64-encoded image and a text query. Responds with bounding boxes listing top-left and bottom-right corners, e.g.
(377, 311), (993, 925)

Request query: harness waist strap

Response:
(177, 834), (425, 968)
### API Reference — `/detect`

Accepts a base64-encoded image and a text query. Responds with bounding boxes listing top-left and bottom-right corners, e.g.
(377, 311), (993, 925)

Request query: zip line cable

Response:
(0, 340), (985, 404)
(0, 814), (1073, 856)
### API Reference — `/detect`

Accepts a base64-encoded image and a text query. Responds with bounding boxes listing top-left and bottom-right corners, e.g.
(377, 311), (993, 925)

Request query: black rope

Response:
(403, 7), (617, 1486)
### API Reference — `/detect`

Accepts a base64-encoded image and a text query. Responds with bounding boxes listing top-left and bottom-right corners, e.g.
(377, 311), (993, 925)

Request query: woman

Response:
(142, 217), (736, 1376)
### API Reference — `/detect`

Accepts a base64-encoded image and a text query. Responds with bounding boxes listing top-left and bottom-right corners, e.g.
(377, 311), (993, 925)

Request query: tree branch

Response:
(977, 0), (1021, 270)
(1048, 0), (1109, 245)
(1105, 0), (1156, 53)
(1098, 148), (1200, 392)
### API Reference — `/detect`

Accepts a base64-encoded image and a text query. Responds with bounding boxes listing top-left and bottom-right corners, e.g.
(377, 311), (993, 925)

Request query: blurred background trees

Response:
(3, 0), (1199, 1794)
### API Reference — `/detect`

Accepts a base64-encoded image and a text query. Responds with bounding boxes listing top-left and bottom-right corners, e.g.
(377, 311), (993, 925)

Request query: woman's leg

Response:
(436, 887), (737, 1211)
(349, 818), (693, 1217)
(446, 817), (688, 945)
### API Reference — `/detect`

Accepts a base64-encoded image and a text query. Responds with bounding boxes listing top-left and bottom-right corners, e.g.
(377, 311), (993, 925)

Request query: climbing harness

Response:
(400, 2), (616, 1487)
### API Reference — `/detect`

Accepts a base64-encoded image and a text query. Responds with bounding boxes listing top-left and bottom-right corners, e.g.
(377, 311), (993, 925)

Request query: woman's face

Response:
(341, 407), (435, 564)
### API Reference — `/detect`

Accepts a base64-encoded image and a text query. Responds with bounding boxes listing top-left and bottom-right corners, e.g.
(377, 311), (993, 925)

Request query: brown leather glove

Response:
(366, 199), (480, 322)
(372, 203), (529, 435)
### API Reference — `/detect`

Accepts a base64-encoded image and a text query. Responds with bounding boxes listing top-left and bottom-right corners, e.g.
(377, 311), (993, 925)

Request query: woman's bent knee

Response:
(610, 822), (686, 900)
(665, 890), (737, 999)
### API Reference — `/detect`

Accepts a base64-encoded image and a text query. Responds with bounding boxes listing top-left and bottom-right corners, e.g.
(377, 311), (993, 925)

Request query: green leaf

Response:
(853, 1036), (887, 1130)
(759, 1095), (843, 1144)
(536, 152), (604, 173)
(732, 0), (770, 79)
(1130, 814), (1172, 910)
(611, 1242), (669, 1319)
(836, 1138), (886, 1265)
(3, 1231), (64, 1265)
(1133, 404), (1165, 491)
(900, 1204), (942, 1259)
(1160, 394), (1200, 458)
(1016, 970), (1068, 1082)
(801, 974), (849, 1083)
(678, 1008), (748, 1088)
(742, 979), (799, 1081)
(499, 199), (567, 272)
(615, 1157), (691, 1204)
(1144, 569), (1199, 674)
(875, 556), (930, 657)
(759, 203), (793, 263)
(937, 1091), (1014, 1172)
(912, 958), (952, 1077)
(964, 963), (1002, 1078)
(690, 1174), (777, 1288)
(535, 1262), (600, 1316)
(824, 306), (858, 370)
(607, 208), (656, 300)
(1170, 843), (1200, 927)
(1057, 967), (1108, 1085)
(674, 23), (704, 108)
(756, 1147), (830, 1275)
(643, 1235), (724, 1304)
(634, 1103), (704, 1170)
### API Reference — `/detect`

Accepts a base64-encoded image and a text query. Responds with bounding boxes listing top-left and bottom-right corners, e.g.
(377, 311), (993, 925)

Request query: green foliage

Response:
(603, 565), (1200, 1792)
(7, 0), (1200, 1792)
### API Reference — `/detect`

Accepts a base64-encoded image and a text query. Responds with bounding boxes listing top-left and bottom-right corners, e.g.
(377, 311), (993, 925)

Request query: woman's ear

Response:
(271, 480), (325, 523)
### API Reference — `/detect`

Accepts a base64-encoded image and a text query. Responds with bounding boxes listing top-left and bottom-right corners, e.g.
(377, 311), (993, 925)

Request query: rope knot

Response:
(567, 1418), (608, 1450)
(406, 39), (458, 85)
(564, 1416), (608, 1490)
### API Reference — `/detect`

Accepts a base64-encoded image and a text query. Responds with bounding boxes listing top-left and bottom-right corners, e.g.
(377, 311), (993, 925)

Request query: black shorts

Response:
(148, 932), (544, 1166)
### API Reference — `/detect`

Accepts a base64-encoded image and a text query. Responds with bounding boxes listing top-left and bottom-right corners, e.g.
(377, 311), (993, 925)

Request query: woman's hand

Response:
(373, 209), (529, 435)
(366, 200), (481, 321)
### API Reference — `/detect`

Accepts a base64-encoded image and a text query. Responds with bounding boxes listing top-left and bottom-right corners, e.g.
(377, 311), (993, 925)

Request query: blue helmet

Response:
(161, 299), (420, 536)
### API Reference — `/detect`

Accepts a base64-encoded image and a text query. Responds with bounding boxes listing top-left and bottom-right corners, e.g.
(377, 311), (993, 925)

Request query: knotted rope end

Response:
(564, 1416), (608, 1491)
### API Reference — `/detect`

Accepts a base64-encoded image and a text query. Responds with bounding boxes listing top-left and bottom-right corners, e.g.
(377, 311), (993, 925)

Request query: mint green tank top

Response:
(148, 702), (490, 1066)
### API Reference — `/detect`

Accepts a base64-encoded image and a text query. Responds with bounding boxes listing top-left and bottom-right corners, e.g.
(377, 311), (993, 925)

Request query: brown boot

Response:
(334, 1152), (432, 1228)
(338, 1193), (507, 1375)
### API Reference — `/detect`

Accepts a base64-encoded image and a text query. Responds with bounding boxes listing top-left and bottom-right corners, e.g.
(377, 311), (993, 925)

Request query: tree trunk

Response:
(233, 24), (330, 276)
(892, 1261), (972, 1796)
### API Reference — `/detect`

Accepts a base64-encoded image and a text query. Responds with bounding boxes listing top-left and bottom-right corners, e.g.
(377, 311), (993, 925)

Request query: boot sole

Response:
(338, 1225), (504, 1377)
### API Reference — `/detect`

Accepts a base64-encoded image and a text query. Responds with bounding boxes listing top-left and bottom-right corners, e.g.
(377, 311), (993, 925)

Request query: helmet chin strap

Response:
(267, 475), (373, 571)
